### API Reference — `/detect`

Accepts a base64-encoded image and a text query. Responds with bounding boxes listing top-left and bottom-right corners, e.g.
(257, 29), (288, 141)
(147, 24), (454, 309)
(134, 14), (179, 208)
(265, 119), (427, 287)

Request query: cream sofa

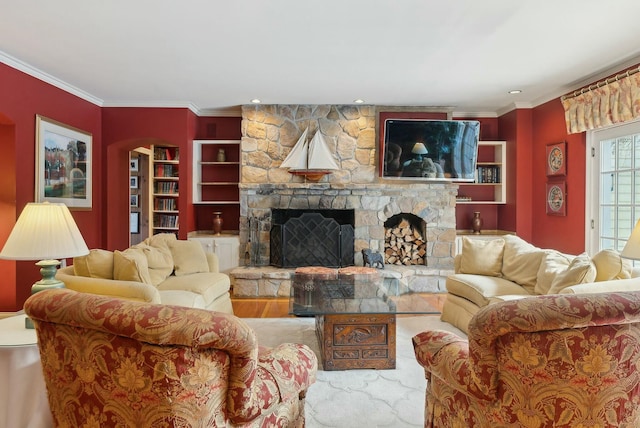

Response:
(441, 234), (639, 333)
(56, 233), (233, 314)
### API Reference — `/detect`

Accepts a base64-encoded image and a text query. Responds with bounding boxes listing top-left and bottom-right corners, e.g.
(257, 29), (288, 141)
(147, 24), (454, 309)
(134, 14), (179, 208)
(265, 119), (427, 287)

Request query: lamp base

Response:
(25, 259), (65, 329)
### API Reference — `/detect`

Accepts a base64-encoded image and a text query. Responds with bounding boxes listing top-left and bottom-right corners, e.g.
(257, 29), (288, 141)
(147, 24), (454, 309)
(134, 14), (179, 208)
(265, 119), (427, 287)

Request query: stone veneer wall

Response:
(239, 104), (458, 272)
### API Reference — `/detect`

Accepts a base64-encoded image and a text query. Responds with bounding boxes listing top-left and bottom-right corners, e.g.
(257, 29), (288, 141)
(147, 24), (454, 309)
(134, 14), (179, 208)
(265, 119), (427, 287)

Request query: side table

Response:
(0, 314), (53, 427)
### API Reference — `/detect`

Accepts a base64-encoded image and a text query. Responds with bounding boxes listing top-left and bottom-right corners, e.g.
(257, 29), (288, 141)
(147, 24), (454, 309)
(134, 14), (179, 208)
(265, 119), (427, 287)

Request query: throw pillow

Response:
(459, 237), (505, 277)
(132, 243), (174, 286)
(113, 248), (153, 284)
(73, 249), (114, 279)
(535, 250), (574, 294)
(146, 233), (178, 250)
(591, 249), (633, 281)
(501, 235), (545, 287)
(547, 252), (596, 294)
(169, 240), (210, 276)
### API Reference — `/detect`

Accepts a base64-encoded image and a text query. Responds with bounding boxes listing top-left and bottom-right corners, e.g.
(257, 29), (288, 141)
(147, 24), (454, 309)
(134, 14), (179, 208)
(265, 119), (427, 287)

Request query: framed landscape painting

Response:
(35, 115), (92, 209)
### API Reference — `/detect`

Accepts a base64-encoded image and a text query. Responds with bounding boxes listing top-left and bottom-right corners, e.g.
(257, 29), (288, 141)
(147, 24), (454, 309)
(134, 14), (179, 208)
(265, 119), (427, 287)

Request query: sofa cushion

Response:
(446, 274), (532, 308)
(548, 253), (596, 294)
(169, 240), (210, 276)
(157, 272), (230, 307)
(535, 250), (574, 294)
(501, 235), (545, 287)
(73, 249), (114, 279)
(591, 249), (633, 281)
(113, 248), (153, 284)
(459, 238), (505, 277)
(145, 233), (178, 250)
(132, 243), (174, 286)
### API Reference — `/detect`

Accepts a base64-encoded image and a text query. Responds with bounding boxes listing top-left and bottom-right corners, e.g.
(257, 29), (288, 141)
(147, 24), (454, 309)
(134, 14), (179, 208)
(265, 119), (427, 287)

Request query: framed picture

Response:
(546, 181), (566, 216)
(130, 176), (138, 189)
(130, 158), (139, 172)
(130, 194), (139, 208)
(35, 115), (92, 209)
(130, 212), (140, 234)
(546, 142), (566, 176)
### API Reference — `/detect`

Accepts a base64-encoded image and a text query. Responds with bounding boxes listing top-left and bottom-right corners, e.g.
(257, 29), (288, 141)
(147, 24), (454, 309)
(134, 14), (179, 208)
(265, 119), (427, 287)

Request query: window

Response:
(587, 120), (640, 255)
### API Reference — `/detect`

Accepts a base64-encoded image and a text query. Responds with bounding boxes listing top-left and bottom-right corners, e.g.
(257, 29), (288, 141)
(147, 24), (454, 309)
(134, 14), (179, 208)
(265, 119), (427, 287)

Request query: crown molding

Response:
(197, 106), (242, 117)
(0, 50), (104, 106)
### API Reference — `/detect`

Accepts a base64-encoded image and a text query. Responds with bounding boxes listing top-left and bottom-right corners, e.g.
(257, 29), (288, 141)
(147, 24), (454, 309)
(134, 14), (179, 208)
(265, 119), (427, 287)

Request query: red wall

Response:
(529, 99), (586, 254)
(0, 64), (102, 311)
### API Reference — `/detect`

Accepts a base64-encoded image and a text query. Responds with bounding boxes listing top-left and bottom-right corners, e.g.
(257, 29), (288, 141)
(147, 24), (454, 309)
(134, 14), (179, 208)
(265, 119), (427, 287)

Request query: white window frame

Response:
(586, 119), (640, 255)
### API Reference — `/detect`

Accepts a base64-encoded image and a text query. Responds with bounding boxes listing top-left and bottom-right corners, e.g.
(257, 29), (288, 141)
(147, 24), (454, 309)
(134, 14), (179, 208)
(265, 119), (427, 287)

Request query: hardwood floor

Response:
(231, 293), (447, 318)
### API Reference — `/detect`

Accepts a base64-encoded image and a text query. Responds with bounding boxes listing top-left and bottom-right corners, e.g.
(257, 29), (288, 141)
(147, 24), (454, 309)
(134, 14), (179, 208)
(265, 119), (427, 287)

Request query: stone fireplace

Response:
(232, 104), (458, 296)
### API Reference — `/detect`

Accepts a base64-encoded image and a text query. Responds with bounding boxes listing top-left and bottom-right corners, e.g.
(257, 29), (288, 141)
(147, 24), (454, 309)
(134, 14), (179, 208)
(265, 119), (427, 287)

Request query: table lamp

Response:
(0, 202), (89, 328)
(622, 219), (640, 260)
(411, 142), (428, 161)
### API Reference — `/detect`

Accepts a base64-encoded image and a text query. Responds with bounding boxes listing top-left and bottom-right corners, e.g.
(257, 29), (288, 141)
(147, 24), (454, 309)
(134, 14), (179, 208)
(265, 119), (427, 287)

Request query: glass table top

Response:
(288, 269), (440, 316)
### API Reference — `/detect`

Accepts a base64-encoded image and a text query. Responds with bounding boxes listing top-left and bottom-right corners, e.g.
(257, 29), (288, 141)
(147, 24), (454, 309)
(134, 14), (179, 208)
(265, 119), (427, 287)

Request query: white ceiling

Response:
(2, 0), (640, 116)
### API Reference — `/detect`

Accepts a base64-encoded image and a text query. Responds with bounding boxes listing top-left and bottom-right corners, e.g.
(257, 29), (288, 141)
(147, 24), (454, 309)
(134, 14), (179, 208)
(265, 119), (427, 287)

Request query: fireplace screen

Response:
(270, 209), (354, 268)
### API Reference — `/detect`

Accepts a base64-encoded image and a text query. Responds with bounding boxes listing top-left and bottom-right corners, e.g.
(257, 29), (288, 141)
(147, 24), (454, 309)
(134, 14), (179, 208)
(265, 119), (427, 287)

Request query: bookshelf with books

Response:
(456, 141), (506, 204)
(152, 145), (180, 234)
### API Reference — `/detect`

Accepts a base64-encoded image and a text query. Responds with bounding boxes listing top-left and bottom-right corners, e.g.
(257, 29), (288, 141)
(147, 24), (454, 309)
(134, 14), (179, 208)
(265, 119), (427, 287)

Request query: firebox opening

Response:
(270, 209), (355, 268)
(384, 213), (427, 266)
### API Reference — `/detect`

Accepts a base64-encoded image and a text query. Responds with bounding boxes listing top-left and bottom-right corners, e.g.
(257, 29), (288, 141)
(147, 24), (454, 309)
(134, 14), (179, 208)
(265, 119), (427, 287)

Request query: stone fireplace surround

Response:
(232, 182), (457, 297)
(230, 104), (458, 297)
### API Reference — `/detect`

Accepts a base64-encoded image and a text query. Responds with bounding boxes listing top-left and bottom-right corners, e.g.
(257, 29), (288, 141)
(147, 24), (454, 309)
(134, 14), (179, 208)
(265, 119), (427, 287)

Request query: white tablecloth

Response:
(0, 315), (53, 428)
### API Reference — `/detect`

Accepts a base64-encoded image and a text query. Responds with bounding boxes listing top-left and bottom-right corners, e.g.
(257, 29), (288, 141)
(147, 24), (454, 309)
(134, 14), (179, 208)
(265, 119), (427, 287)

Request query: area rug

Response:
(243, 316), (466, 428)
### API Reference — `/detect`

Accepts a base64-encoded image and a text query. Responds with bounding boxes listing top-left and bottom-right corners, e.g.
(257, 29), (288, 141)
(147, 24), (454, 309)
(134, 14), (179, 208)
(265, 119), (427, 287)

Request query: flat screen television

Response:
(381, 119), (480, 182)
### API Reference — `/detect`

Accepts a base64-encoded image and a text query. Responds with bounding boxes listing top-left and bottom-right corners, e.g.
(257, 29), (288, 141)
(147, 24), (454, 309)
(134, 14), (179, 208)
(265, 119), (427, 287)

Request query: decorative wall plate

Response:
(546, 142), (566, 176)
(546, 181), (566, 216)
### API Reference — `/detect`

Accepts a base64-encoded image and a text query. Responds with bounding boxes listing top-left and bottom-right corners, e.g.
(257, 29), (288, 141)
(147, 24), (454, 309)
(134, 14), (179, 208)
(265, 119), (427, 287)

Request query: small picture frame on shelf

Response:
(546, 142), (566, 177)
(546, 181), (566, 216)
(130, 194), (139, 208)
(130, 158), (139, 172)
(130, 212), (140, 234)
(130, 176), (138, 189)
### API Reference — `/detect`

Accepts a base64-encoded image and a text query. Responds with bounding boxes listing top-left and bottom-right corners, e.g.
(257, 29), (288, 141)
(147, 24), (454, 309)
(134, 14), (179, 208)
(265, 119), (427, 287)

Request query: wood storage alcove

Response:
(384, 213), (427, 266)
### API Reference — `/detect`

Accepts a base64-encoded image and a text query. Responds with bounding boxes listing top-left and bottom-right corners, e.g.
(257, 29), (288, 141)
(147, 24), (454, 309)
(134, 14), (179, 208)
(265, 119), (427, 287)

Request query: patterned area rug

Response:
(243, 316), (466, 428)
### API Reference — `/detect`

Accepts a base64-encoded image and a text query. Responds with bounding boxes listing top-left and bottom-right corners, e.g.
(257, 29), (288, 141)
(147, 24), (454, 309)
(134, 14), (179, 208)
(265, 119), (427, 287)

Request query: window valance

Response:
(561, 66), (640, 134)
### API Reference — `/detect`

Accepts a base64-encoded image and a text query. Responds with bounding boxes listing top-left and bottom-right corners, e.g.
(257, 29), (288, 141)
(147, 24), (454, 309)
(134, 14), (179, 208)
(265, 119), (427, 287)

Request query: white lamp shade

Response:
(621, 219), (640, 260)
(411, 142), (428, 155)
(0, 202), (89, 261)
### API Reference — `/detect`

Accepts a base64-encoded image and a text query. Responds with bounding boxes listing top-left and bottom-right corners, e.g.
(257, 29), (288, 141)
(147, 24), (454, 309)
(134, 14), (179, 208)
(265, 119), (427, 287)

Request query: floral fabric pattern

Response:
(413, 292), (640, 427)
(24, 288), (317, 427)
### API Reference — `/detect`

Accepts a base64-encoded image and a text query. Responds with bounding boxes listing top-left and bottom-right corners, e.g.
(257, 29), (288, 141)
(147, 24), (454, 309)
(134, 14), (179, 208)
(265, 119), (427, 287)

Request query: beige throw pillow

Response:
(591, 249), (633, 281)
(73, 249), (114, 279)
(113, 248), (153, 284)
(169, 240), (210, 276)
(501, 235), (545, 287)
(535, 250), (574, 294)
(547, 253), (596, 294)
(459, 237), (505, 277)
(133, 243), (174, 285)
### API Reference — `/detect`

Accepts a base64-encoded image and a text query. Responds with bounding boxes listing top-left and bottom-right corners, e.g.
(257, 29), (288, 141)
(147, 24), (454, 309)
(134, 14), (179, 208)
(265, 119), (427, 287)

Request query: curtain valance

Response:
(561, 66), (640, 134)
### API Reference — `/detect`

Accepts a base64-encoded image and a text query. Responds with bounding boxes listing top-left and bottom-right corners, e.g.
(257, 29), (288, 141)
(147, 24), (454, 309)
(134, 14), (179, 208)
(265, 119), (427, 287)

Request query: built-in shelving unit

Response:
(152, 145), (180, 234)
(193, 140), (240, 205)
(457, 141), (506, 205)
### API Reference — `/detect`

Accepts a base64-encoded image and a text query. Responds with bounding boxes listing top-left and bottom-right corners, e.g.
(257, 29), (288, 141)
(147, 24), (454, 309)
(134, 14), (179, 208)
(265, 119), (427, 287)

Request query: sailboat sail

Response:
(280, 128), (339, 171)
(280, 128), (308, 169)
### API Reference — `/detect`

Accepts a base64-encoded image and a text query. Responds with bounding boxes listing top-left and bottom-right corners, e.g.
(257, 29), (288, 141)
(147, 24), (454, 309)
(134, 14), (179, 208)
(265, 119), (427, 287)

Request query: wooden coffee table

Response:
(289, 267), (440, 370)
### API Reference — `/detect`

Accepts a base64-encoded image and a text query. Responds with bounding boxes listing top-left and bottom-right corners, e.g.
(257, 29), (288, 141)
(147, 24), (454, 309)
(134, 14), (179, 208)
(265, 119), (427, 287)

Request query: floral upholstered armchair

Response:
(24, 288), (317, 428)
(413, 291), (640, 428)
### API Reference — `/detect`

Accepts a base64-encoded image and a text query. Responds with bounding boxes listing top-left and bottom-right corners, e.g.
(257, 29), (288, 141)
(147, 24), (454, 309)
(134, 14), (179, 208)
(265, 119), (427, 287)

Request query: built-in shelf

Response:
(457, 141), (506, 205)
(152, 145), (180, 234)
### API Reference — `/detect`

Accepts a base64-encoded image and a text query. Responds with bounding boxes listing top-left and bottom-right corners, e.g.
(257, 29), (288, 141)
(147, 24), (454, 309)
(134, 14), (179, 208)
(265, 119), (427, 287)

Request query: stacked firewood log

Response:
(384, 219), (426, 265)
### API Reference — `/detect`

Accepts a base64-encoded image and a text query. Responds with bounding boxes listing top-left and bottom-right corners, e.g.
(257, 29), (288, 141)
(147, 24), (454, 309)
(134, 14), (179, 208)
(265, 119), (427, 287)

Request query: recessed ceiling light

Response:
(250, 98), (261, 104)
(508, 90), (522, 94)
(353, 99), (365, 104)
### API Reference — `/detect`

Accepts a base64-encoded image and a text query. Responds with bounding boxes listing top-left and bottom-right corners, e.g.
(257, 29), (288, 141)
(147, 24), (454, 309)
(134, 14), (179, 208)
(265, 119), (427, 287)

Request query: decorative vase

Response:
(212, 212), (223, 235)
(471, 211), (483, 234)
(217, 149), (226, 162)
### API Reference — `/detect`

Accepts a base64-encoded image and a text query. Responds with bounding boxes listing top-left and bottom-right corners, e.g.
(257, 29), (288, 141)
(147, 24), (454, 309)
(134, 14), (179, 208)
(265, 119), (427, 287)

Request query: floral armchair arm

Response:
(467, 291), (640, 398)
(412, 330), (491, 401)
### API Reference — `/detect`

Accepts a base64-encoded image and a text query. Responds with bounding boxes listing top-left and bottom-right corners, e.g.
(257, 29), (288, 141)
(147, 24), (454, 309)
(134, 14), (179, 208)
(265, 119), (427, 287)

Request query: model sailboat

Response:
(280, 128), (339, 181)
